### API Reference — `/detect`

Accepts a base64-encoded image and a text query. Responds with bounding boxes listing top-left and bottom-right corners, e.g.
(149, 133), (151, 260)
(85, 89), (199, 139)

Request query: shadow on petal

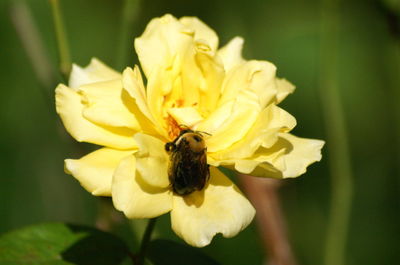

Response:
(136, 171), (170, 195)
(257, 136), (293, 156)
(183, 188), (205, 208)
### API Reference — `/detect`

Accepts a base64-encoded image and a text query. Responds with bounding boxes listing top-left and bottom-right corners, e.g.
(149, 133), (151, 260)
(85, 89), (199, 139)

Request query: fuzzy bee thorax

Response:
(175, 132), (206, 153)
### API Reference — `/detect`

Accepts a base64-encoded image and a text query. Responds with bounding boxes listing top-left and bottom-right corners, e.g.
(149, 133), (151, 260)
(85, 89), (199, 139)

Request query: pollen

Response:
(166, 115), (182, 140)
(175, 99), (184, 107)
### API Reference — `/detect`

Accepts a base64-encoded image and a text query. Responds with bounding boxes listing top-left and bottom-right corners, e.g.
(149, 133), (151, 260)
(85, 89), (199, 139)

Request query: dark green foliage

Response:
(147, 239), (220, 265)
(0, 223), (131, 265)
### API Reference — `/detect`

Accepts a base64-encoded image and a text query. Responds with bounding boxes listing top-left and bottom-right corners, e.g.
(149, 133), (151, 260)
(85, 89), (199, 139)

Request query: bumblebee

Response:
(165, 129), (210, 195)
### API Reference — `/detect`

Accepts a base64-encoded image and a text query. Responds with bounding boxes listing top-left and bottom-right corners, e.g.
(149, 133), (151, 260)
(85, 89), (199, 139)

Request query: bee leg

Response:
(165, 142), (175, 152)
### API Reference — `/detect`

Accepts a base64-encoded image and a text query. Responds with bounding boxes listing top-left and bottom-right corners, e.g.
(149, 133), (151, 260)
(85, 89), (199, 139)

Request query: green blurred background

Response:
(0, 0), (399, 264)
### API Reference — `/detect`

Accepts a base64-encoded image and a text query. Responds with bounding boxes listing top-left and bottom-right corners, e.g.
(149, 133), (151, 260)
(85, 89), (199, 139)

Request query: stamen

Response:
(166, 115), (182, 140)
(175, 99), (184, 107)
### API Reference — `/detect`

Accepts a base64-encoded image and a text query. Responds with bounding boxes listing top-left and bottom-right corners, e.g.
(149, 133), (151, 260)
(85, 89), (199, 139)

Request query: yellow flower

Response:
(55, 14), (324, 247)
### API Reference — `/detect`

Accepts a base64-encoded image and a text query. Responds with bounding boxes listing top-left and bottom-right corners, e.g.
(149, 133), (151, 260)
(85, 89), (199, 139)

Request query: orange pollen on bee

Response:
(166, 115), (182, 140)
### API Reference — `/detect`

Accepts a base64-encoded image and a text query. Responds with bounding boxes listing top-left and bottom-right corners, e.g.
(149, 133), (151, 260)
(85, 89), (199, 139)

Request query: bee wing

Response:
(199, 150), (210, 183)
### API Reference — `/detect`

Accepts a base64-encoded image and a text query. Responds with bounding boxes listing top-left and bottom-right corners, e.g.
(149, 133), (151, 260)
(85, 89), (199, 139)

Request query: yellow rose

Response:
(55, 14), (324, 247)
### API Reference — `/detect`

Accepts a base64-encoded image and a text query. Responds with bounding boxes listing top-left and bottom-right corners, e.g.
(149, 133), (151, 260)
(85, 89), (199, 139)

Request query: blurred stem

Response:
(395, 43), (400, 199)
(319, 0), (353, 265)
(117, 0), (141, 70)
(49, 0), (71, 80)
(390, 39), (400, 200)
(10, 1), (56, 98)
(134, 218), (157, 265)
(239, 175), (297, 265)
(95, 197), (123, 232)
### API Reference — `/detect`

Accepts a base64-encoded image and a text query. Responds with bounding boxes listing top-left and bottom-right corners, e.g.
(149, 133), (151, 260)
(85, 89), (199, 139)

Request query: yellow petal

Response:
(122, 67), (155, 124)
(210, 104), (296, 160)
(167, 107), (203, 127)
(171, 167), (255, 247)
(222, 133), (324, 178)
(78, 79), (140, 130)
(208, 142), (286, 175)
(145, 63), (179, 139)
(69, 58), (121, 89)
(205, 89), (261, 153)
(55, 84), (137, 149)
(236, 147), (287, 175)
(195, 40), (225, 116)
(121, 67), (161, 136)
(179, 16), (219, 52)
(112, 155), (172, 218)
(65, 148), (133, 196)
(217, 37), (245, 72)
(134, 133), (170, 188)
(135, 14), (193, 78)
(195, 100), (234, 133)
(276, 133), (325, 178)
(218, 60), (277, 109)
(180, 43), (201, 108)
(275, 78), (295, 103)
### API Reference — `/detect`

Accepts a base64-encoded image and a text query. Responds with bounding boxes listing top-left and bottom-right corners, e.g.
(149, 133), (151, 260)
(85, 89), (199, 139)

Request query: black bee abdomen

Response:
(172, 156), (207, 195)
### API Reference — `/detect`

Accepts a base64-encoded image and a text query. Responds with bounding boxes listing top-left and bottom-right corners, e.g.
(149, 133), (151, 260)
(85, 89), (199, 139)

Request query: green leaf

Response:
(147, 239), (221, 265)
(0, 223), (131, 265)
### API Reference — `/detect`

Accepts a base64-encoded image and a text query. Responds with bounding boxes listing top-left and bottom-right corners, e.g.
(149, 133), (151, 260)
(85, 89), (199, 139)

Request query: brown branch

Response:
(239, 175), (298, 265)
(95, 197), (124, 232)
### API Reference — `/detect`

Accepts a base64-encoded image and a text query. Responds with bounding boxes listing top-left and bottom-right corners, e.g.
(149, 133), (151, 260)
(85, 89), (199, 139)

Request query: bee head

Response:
(165, 142), (175, 152)
(178, 132), (206, 153)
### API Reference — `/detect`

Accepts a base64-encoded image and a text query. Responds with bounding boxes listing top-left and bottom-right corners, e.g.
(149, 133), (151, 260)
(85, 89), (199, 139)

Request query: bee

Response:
(165, 129), (210, 195)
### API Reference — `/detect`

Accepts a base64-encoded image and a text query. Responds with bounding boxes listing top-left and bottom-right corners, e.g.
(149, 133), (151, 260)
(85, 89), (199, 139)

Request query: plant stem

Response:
(49, 0), (71, 80)
(239, 176), (298, 265)
(117, 0), (141, 70)
(319, 0), (353, 265)
(10, 1), (56, 92)
(134, 218), (157, 265)
(95, 197), (124, 232)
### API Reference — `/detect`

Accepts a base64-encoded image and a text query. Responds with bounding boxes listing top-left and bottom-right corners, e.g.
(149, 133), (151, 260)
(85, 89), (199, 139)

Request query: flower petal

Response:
(79, 79), (141, 130)
(112, 155), (172, 218)
(194, 100), (234, 133)
(167, 107), (203, 127)
(209, 104), (296, 160)
(122, 67), (162, 137)
(179, 16), (219, 52)
(275, 133), (325, 178)
(69, 58), (121, 89)
(205, 89), (261, 153)
(134, 133), (170, 188)
(275, 78), (295, 103)
(218, 133), (324, 178)
(194, 40), (225, 116)
(218, 60), (277, 109)
(55, 84), (137, 149)
(217, 37), (245, 72)
(135, 14), (193, 78)
(171, 167), (255, 247)
(65, 148), (133, 196)
(145, 63), (179, 139)
(122, 67), (155, 124)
